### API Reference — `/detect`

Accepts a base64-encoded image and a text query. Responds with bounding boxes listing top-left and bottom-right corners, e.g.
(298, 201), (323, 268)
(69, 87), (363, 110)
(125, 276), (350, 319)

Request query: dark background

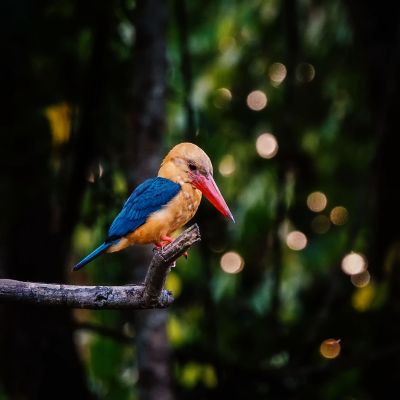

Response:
(1, 0), (400, 399)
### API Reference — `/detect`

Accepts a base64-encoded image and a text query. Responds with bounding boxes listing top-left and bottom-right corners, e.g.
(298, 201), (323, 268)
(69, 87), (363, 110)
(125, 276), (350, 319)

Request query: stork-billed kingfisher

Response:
(73, 142), (234, 270)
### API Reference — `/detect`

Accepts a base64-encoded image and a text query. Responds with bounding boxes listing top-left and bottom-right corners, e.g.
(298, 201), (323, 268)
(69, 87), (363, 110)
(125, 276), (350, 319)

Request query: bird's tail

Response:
(73, 242), (112, 271)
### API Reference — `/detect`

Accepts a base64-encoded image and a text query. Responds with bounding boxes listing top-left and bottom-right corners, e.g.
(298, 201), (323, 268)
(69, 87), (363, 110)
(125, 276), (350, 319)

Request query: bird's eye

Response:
(188, 163), (197, 171)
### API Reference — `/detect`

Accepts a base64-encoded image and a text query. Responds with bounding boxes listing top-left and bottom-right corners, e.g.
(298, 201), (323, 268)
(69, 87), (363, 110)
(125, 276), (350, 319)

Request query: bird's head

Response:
(159, 142), (234, 222)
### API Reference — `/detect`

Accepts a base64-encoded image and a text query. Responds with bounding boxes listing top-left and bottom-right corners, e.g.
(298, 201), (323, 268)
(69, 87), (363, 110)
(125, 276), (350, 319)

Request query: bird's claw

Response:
(154, 235), (174, 251)
(153, 243), (162, 252)
(160, 235), (174, 245)
(154, 236), (188, 259)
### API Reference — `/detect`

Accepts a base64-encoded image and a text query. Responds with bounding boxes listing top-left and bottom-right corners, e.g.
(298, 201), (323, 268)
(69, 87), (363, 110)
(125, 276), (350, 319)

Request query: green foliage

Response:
(88, 334), (136, 399)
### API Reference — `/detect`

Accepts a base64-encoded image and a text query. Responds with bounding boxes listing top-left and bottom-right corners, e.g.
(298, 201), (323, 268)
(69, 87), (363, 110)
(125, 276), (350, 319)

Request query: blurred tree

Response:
(346, 1), (400, 397)
(0, 0), (116, 398)
(125, 1), (173, 400)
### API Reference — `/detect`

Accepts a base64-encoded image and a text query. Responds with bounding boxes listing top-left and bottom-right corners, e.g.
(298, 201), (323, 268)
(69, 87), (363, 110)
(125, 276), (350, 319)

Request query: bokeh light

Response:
(214, 88), (232, 108)
(311, 215), (331, 234)
(296, 63), (316, 83)
(256, 133), (278, 159)
(352, 284), (375, 312)
(167, 314), (186, 346)
(330, 206), (349, 225)
(320, 339), (341, 359)
(286, 231), (307, 251)
(45, 102), (71, 145)
(87, 163), (104, 183)
(165, 271), (183, 298)
(246, 90), (267, 111)
(220, 251), (244, 274)
(218, 154), (236, 177)
(307, 191), (328, 212)
(269, 62), (287, 86)
(341, 252), (367, 275)
(350, 270), (371, 288)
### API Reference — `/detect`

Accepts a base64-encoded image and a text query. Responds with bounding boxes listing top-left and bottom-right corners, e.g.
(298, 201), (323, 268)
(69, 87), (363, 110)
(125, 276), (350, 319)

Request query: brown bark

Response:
(143, 224), (200, 304)
(0, 280), (171, 309)
(0, 225), (200, 310)
(127, 1), (173, 399)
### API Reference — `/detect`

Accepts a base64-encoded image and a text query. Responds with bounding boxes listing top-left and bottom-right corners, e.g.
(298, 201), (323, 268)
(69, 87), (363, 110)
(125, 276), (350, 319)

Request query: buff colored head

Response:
(159, 142), (234, 222)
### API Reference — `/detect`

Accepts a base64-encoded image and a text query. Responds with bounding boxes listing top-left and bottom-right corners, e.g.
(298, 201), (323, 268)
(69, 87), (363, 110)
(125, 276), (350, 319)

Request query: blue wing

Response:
(106, 177), (181, 242)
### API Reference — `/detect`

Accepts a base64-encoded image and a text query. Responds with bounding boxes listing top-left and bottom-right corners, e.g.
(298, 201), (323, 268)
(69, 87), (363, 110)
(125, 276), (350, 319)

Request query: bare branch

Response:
(0, 280), (171, 309)
(143, 223), (201, 305)
(0, 224), (201, 310)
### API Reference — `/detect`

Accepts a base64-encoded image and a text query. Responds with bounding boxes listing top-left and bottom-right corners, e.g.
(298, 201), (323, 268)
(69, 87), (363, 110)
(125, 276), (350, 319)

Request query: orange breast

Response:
(115, 183), (202, 248)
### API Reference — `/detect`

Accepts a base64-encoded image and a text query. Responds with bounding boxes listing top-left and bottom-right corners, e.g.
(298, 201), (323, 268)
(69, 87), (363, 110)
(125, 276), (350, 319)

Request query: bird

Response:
(73, 142), (234, 271)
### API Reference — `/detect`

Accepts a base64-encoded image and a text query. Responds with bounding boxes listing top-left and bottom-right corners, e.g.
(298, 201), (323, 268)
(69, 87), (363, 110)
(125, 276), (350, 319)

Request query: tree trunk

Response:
(346, 1), (400, 397)
(126, 1), (173, 399)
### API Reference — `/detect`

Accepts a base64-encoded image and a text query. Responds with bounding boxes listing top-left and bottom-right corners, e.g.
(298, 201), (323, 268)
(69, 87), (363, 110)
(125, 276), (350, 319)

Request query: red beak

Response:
(191, 172), (235, 222)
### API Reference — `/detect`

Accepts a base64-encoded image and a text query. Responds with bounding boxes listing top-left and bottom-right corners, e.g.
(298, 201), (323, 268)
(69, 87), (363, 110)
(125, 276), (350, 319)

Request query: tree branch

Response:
(143, 223), (200, 305)
(0, 224), (201, 310)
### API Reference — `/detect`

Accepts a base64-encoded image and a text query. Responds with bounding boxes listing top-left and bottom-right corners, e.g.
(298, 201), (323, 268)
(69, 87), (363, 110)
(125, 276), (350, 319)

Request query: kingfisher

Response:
(73, 142), (234, 271)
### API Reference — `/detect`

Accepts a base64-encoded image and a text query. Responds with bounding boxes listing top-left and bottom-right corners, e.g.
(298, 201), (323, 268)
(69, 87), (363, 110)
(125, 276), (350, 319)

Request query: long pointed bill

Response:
(191, 173), (235, 222)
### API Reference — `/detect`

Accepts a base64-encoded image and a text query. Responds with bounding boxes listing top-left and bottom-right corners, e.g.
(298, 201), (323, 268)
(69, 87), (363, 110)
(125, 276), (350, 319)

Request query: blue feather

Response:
(106, 177), (181, 241)
(73, 242), (114, 271)
(73, 177), (180, 271)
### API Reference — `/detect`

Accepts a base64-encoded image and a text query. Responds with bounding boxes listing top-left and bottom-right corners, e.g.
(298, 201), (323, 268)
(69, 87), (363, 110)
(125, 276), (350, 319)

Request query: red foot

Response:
(160, 235), (174, 244)
(154, 235), (188, 259)
(153, 235), (173, 251)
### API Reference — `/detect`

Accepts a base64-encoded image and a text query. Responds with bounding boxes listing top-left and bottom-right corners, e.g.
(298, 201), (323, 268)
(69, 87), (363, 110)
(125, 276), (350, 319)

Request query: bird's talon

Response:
(153, 242), (162, 252)
(160, 235), (174, 245)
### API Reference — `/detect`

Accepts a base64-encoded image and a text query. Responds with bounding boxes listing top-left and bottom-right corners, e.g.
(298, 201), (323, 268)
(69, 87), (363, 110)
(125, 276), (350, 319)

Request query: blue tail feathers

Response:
(73, 242), (113, 271)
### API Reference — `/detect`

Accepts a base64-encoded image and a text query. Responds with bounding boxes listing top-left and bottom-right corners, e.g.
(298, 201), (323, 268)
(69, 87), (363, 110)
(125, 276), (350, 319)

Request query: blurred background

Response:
(1, 0), (400, 399)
